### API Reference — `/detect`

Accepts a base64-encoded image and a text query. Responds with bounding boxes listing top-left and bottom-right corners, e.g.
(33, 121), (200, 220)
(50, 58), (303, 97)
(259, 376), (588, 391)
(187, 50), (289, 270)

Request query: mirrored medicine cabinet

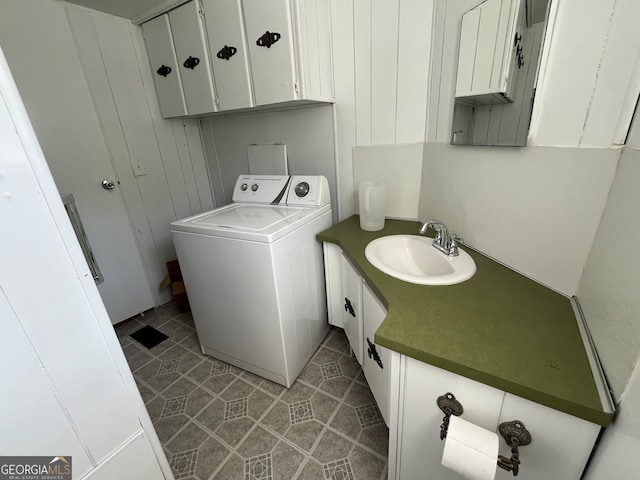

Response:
(451, 0), (550, 147)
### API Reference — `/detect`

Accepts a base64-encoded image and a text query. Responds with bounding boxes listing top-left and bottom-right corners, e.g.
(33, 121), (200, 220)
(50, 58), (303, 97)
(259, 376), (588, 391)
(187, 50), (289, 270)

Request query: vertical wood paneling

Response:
(580, 0), (640, 146)
(528, 0), (617, 146)
(330, 0), (357, 219)
(353, 0), (372, 145)
(199, 119), (226, 207)
(370, 0), (399, 144)
(171, 119), (204, 213)
(396, 0), (434, 144)
(184, 119), (214, 211)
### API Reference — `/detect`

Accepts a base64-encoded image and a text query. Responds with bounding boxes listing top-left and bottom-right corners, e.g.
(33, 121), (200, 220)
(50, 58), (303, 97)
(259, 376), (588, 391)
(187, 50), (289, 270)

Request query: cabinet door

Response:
(243, 0), (297, 105)
(341, 254), (363, 365)
(362, 283), (392, 425)
(203, 0), (254, 110)
(323, 242), (345, 328)
(169, 1), (217, 115)
(495, 394), (601, 480)
(396, 356), (504, 480)
(142, 14), (188, 117)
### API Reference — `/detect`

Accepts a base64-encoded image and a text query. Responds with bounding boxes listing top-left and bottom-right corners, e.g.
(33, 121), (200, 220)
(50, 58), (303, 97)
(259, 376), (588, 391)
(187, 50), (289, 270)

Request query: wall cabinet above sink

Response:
(141, 0), (334, 118)
(455, 0), (527, 105)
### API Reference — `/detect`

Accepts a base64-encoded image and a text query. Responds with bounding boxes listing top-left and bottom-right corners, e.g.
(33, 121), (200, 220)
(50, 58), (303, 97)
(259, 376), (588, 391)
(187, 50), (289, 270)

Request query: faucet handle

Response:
(450, 234), (463, 245)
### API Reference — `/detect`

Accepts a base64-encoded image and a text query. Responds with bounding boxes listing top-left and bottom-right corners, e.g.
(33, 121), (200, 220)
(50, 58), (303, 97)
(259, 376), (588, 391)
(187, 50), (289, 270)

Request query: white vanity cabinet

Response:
(341, 253), (364, 365)
(362, 282), (395, 426)
(391, 355), (602, 480)
(323, 242), (363, 362)
(455, 0), (526, 104)
(142, 1), (217, 116)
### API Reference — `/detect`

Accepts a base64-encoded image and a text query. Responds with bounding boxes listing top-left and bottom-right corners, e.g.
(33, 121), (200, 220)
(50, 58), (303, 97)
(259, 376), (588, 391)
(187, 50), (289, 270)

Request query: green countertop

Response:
(318, 216), (613, 427)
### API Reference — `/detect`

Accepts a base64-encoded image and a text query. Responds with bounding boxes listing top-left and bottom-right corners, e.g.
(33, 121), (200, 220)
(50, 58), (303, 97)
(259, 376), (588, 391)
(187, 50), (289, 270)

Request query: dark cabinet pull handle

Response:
(183, 56), (200, 69)
(366, 338), (383, 369)
(156, 65), (172, 77)
(256, 31), (281, 48)
(216, 45), (238, 60)
(344, 297), (355, 317)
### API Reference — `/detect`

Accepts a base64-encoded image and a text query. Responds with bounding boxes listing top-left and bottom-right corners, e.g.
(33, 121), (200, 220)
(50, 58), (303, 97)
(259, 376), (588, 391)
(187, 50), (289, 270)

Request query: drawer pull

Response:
(217, 45), (237, 60)
(156, 64), (172, 77)
(366, 338), (383, 369)
(344, 297), (355, 317)
(183, 56), (200, 70)
(256, 30), (281, 48)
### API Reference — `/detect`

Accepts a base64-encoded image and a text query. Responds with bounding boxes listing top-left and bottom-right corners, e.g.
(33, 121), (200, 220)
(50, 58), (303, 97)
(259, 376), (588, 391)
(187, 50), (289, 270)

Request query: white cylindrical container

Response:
(358, 181), (386, 231)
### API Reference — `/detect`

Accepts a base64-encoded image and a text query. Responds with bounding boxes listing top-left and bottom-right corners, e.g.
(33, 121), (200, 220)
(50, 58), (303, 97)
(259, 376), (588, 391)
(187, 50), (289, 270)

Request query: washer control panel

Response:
(232, 175), (330, 207)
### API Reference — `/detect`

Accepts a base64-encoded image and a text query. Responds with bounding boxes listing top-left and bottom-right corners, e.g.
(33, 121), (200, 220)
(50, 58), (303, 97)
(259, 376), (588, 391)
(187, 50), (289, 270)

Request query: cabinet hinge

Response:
(294, 82), (299, 96)
(197, 0), (205, 19)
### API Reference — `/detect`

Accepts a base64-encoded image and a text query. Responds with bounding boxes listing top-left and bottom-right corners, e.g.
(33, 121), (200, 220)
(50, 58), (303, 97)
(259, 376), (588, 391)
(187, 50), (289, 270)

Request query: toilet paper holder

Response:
(437, 393), (532, 477)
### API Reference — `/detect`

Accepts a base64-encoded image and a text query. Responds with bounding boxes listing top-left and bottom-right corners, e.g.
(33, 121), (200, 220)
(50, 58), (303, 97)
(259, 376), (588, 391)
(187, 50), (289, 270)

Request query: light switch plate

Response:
(130, 155), (147, 177)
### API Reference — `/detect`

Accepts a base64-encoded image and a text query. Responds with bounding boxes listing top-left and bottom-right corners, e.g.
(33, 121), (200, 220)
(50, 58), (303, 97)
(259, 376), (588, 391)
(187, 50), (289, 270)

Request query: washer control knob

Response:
(251, 183), (259, 192)
(240, 183), (248, 191)
(295, 181), (310, 197)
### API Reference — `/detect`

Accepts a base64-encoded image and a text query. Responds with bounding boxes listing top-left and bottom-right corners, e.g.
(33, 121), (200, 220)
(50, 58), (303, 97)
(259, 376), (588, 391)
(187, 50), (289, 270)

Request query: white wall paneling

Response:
(353, 0), (372, 146)
(395, 1), (434, 144)
(529, 0), (640, 147)
(419, 144), (619, 296)
(370, 0), (399, 145)
(329, 0), (356, 220)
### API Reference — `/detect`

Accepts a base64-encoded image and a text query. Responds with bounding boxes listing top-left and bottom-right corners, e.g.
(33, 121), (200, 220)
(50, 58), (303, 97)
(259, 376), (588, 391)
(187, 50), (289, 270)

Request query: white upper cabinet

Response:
(141, 14), (187, 117)
(142, 1), (217, 116)
(169, 1), (218, 114)
(202, 0), (254, 110)
(455, 0), (526, 104)
(243, 0), (297, 105)
(142, 0), (333, 117)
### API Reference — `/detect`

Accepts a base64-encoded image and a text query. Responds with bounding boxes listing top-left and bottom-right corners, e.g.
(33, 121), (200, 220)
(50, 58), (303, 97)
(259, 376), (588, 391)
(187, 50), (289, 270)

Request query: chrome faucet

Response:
(419, 219), (462, 256)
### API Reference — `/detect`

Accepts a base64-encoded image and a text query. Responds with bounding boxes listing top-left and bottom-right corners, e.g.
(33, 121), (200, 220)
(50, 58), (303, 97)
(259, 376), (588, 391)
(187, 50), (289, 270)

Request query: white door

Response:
(0, 0), (155, 324)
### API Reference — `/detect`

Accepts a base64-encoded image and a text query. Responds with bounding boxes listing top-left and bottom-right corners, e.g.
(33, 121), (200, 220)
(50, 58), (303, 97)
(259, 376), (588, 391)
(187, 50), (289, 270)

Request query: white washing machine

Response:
(170, 175), (332, 387)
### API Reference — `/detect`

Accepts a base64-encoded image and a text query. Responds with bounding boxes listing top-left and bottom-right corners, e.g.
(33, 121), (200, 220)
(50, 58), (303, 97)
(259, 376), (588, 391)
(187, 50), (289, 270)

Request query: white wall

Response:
(418, 144), (618, 295)
(200, 106), (338, 222)
(577, 111), (640, 398)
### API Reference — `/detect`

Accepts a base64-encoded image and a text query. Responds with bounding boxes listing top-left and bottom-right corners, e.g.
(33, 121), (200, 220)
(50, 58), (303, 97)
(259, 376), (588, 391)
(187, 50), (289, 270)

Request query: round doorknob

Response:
(101, 179), (115, 190)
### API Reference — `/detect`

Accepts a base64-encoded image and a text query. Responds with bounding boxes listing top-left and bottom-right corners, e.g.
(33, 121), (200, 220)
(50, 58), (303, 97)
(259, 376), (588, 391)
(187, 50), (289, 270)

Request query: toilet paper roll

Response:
(441, 416), (499, 480)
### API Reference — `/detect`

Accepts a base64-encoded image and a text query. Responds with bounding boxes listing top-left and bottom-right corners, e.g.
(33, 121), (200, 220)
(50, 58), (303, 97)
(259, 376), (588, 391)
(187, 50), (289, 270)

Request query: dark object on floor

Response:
(130, 325), (169, 349)
(159, 259), (191, 313)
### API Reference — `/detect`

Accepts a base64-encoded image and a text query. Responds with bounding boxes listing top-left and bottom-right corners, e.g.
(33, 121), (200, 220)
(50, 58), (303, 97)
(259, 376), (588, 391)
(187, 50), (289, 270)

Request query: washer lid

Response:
(170, 203), (330, 242)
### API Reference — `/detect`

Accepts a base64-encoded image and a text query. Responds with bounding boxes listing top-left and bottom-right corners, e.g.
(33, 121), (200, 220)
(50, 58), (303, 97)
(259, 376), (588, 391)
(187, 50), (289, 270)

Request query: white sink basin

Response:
(364, 234), (476, 285)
